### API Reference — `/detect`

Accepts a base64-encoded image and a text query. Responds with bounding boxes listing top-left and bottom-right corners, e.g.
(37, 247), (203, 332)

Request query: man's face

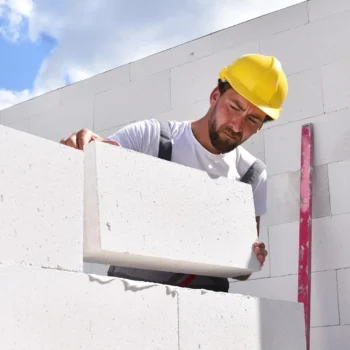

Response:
(208, 86), (266, 154)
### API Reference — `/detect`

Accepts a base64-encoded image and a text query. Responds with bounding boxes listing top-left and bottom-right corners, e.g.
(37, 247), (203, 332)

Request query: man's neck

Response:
(191, 117), (220, 155)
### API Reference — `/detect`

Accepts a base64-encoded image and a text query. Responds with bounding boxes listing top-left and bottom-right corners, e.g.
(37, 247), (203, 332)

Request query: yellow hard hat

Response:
(219, 54), (288, 120)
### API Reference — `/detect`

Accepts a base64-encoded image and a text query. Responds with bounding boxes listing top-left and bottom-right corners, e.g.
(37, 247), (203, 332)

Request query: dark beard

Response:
(208, 112), (242, 154)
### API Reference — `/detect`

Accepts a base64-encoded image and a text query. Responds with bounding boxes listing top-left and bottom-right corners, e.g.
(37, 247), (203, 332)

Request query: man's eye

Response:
(248, 117), (258, 124)
(230, 105), (239, 111)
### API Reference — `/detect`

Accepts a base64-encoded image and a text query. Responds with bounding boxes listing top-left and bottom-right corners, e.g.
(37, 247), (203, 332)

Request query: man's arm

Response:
(107, 119), (160, 156)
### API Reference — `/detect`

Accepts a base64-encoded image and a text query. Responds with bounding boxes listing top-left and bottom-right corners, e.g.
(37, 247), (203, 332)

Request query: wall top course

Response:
(308, 0), (350, 22)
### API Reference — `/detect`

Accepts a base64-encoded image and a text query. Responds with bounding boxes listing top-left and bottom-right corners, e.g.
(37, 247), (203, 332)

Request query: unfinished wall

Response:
(0, 125), (307, 349)
(1, 0), (349, 348)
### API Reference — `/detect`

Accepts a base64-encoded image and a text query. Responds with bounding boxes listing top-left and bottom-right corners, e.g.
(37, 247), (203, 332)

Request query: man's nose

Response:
(229, 115), (245, 133)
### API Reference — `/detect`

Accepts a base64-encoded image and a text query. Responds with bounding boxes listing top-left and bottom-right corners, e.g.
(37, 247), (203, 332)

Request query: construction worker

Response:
(61, 53), (288, 292)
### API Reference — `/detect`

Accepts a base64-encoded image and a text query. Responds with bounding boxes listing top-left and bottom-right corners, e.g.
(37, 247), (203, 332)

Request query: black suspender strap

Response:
(240, 158), (266, 185)
(158, 121), (173, 161)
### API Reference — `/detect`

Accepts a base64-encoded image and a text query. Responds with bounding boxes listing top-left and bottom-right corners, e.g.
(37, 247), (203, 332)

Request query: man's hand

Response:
(60, 128), (120, 151)
(254, 241), (268, 266)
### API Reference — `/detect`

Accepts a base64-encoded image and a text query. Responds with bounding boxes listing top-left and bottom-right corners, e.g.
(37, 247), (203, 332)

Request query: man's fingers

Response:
(254, 241), (265, 249)
(257, 254), (265, 265)
(61, 129), (120, 151)
(76, 129), (94, 150)
(254, 247), (268, 255)
(66, 134), (78, 148)
(102, 139), (120, 147)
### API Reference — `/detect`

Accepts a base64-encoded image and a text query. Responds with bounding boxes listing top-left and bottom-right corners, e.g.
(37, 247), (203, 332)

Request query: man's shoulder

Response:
(107, 118), (190, 155)
(115, 118), (189, 135)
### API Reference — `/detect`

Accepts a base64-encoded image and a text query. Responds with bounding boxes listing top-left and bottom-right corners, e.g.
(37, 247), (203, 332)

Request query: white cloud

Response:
(0, 0), (303, 111)
(0, 88), (30, 110)
(0, 0), (33, 41)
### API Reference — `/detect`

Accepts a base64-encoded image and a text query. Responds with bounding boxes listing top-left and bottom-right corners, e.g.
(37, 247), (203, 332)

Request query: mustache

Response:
(219, 126), (242, 140)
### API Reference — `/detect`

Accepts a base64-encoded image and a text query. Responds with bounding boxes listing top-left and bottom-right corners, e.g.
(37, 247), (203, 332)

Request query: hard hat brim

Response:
(256, 105), (281, 120)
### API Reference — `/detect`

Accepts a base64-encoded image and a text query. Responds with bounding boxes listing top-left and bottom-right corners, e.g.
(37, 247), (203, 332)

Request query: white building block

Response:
(329, 160), (350, 215)
(230, 270), (339, 328)
(0, 125), (83, 271)
(322, 59), (350, 113)
(130, 35), (213, 81)
(311, 165), (331, 219)
(211, 2), (308, 52)
(30, 97), (94, 142)
(270, 214), (350, 275)
(264, 122), (302, 176)
(1, 90), (60, 125)
(337, 268), (350, 325)
(229, 274), (298, 303)
(309, 10), (350, 66)
(273, 68), (323, 127)
(260, 24), (317, 76)
(270, 216), (341, 278)
(312, 215), (350, 271)
(170, 41), (259, 109)
(0, 267), (178, 350)
(60, 64), (130, 105)
(94, 70), (170, 131)
(310, 270), (339, 327)
(84, 141), (261, 278)
(178, 288), (306, 350)
(308, 0), (350, 22)
(269, 221), (299, 277)
(311, 108), (350, 166)
(4, 117), (30, 133)
(155, 98), (209, 123)
(96, 125), (124, 138)
(265, 108), (350, 174)
(267, 165), (330, 222)
(266, 171), (300, 226)
(311, 325), (350, 350)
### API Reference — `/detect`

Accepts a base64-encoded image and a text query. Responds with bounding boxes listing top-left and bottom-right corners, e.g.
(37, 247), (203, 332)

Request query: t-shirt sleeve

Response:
(252, 169), (267, 217)
(106, 119), (160, 156)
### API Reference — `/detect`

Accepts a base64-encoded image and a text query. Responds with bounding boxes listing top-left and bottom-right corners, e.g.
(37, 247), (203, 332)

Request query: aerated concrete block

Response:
(84, 141), (261, 278)
(0, 267), (178, 350)
(178, 288), (306, 350)
(0, 125), (83, 271)
(0, 266), (306, 349)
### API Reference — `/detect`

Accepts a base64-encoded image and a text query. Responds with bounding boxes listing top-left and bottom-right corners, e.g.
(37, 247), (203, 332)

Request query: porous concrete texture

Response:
(178, 287), (306, 350)
(84, 141), (260, 277)
(0, 266), (306, 350)
(0, 125), (83, 271)
(0, 267), (179, 350)
(1, 0), (350, 347)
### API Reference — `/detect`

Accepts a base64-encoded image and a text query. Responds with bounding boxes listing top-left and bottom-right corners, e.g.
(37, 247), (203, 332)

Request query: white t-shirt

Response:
(108, 119), (267, 216)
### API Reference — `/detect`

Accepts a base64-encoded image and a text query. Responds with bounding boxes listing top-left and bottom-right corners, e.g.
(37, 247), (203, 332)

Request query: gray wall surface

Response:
(1, 1), (350, 348)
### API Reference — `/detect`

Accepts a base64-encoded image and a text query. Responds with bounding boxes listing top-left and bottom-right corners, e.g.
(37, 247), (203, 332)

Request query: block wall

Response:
(0, 125), (307, 350)
(1, 0), (350, 348)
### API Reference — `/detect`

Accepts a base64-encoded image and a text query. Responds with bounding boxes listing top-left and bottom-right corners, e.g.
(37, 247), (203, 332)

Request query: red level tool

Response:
(298, 123), (314, 350)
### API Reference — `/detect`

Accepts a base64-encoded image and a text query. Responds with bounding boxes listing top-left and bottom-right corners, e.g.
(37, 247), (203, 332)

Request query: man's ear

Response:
(209, 86), (221, 106)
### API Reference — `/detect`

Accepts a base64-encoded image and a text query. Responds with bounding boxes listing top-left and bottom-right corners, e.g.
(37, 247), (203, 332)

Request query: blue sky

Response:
(0, 30), (56, 90)
(0, 0), (303, 110)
